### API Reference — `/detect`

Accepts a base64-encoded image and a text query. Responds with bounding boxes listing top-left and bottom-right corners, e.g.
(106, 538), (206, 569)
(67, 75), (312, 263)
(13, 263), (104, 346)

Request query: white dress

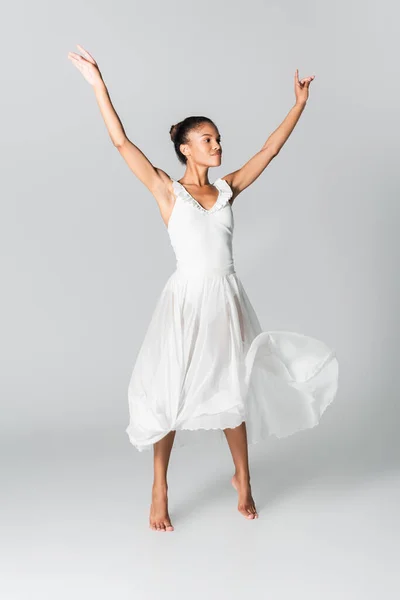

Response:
(126, 177), (339, 452)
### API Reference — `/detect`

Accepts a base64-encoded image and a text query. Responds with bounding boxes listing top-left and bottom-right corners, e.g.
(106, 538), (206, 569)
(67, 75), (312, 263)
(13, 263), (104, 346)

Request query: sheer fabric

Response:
(126, 178), (339, 452)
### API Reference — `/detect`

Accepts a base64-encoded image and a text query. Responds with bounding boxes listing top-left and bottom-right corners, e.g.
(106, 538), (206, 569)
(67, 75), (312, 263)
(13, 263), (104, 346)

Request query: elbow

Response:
(113, 136), (127, 149)
(262, 144), (279, 157)
(270, 145), (280, 156)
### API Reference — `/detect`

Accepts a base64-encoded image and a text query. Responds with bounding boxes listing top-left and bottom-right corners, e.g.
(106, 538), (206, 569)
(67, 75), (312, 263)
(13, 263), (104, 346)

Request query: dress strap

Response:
(213, 178), (233, 208)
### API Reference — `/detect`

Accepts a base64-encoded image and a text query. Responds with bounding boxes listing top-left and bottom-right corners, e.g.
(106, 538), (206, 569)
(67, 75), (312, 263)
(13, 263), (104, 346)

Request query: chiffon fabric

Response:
(126, 177), (339, 452)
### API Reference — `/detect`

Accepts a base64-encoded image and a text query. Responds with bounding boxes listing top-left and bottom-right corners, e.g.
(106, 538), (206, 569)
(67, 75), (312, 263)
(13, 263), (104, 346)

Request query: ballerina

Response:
(68, 45), (338, 532)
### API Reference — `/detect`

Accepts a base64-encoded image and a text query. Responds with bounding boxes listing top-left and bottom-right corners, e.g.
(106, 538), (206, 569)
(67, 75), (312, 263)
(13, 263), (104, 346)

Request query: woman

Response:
(68, 45), (339, 532)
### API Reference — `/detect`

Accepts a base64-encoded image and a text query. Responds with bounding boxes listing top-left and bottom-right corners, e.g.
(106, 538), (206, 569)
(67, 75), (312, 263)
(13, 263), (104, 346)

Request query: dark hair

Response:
(169, 116), (216, 165)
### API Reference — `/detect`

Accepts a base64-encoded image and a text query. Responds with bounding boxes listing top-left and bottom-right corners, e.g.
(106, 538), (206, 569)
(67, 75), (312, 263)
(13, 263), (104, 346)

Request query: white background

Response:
(1, 0), (399, 598)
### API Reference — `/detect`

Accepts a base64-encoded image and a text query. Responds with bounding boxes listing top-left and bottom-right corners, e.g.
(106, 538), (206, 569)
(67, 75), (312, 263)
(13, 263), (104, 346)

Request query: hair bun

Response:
(169, 122), (182, 142)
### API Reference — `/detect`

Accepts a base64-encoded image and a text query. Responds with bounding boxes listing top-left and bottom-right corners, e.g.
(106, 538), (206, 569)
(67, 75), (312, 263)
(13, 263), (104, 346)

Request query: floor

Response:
(2, 426), (399, 600)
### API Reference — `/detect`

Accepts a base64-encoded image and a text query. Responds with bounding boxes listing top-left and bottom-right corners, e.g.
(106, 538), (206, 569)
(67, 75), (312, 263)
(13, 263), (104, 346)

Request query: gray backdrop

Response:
(1, 0), (399, 598)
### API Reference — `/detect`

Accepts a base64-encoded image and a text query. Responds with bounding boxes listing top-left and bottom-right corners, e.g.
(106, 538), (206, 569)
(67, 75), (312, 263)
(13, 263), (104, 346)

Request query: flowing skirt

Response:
(126, 269), (339, 452)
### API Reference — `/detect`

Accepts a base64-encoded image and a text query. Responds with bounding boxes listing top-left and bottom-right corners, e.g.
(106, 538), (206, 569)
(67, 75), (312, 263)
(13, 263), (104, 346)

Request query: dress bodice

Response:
(168, 178), (235, 277)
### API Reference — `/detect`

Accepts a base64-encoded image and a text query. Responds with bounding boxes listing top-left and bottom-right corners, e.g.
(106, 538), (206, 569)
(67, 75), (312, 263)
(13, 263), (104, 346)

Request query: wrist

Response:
(94, 78), (107, 93)
(295, 100), (307, 108)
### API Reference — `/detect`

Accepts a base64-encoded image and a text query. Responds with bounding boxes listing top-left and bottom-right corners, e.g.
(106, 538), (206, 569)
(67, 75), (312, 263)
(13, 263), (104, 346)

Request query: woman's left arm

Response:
(224, 70), (315, 197)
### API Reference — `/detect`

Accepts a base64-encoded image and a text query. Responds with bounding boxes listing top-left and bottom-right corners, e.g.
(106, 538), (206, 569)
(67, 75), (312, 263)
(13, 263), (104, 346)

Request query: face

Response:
(180, 123), (222, 166)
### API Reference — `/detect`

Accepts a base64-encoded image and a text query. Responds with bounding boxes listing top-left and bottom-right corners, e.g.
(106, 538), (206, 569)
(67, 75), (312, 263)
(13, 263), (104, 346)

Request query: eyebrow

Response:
(200, 133), (221, 137)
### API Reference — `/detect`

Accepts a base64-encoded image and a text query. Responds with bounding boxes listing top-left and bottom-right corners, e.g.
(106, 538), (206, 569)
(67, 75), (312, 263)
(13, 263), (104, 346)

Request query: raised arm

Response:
(223, 69), (315, 200)
(67, 45), (167, 198)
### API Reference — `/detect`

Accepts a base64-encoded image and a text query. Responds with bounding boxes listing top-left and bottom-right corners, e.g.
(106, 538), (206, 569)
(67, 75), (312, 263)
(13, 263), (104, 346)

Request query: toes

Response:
(238, 505), (257, 519)
(150, 516), (174, 531)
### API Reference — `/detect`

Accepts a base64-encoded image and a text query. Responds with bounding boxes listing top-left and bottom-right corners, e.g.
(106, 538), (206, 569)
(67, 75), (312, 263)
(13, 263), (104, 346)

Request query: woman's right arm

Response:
(67, 45), (168, 199)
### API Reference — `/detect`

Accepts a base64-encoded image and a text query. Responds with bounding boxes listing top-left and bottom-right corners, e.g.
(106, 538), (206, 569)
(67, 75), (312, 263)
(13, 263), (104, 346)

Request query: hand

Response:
(67, 44), (103, 87)
(294, 69), (315, 105)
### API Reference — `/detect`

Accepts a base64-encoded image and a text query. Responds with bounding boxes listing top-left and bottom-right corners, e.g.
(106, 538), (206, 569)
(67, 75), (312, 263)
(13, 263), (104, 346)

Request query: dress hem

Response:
(125, 394), (337, 453)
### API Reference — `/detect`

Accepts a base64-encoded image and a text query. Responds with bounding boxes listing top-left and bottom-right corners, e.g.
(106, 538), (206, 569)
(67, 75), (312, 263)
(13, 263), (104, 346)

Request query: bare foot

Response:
(231, 474), (259, 519)
(149, 484), (174, 531)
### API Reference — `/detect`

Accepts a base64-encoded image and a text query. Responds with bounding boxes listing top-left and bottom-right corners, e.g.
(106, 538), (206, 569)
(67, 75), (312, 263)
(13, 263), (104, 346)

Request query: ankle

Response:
(234, 471), (250, 484)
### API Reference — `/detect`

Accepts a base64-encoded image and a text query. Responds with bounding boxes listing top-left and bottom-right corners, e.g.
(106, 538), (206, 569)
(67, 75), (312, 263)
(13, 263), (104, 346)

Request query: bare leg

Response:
(223, 421), (258, 519)
(149, 430), (176, 531)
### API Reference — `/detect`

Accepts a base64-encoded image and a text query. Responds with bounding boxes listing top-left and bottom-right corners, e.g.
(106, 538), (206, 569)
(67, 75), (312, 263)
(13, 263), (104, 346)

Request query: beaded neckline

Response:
(172, 178), (232, 214)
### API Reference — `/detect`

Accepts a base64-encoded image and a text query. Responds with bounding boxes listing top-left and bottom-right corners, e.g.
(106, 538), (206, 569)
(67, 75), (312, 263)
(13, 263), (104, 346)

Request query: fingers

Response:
(295, 70), (315, 86)
(68, 51), (84, 62)
(67, 54), (83, 73)
(300, 76), (315, 83)
(302, 75), (315, 88)
(76, 44), (96, 65)
(67, 55), (79, 66)
(68, 56), (84, 73)
(67, 47), (96, 65)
